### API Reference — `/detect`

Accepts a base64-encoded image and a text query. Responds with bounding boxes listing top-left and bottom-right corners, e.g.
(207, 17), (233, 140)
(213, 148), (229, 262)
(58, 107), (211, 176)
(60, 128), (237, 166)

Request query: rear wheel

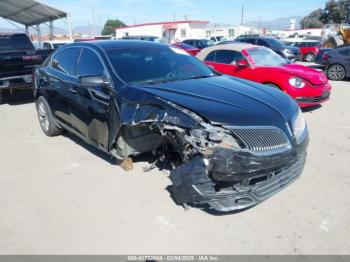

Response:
(36, 96), (63, 136)
(305, 53), (316, 62)
(327, 64), (346, 81)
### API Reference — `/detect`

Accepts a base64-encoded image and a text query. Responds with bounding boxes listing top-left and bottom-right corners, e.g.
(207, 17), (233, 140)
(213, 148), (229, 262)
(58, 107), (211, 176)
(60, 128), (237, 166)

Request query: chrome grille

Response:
(230, 127), (291, 153)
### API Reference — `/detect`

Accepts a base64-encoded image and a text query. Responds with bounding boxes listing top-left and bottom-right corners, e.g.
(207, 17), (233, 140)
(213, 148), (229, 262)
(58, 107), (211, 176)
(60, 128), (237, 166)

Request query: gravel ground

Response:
(0, 76), (349, 255)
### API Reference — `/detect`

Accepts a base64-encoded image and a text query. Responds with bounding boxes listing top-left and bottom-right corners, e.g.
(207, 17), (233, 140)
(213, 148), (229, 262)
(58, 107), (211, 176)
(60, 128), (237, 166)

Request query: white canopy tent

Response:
(0, 0), (73, 45)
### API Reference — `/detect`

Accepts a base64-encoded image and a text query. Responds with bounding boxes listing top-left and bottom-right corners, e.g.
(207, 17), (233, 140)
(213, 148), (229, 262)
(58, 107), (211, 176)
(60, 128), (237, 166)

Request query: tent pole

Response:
(49, 21), (54, 40)
(67, 13), (73, 41)
(36, 24), (42, 49)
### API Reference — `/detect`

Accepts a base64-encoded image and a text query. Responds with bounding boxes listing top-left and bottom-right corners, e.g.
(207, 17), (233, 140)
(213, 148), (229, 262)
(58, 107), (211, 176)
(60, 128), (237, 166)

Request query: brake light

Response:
(323, 54), (330, 60)
(22, 55), (42, 61)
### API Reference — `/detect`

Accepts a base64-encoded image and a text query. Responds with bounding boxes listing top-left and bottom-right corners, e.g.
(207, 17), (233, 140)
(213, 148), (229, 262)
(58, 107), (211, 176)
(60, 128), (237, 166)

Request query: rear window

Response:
(0, 34), (34, 51)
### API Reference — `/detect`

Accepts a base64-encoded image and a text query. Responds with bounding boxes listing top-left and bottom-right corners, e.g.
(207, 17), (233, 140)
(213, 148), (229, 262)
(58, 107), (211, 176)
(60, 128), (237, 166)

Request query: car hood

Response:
(270, 64), (328, 85)
(138, 76), (298, 134)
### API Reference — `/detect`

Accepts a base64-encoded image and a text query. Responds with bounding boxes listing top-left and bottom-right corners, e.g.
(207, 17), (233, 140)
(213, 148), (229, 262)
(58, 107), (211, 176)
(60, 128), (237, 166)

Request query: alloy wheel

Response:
(305, 53), (315, 62)
(38, 100), (50, 132)
(327, 65), (345, 81)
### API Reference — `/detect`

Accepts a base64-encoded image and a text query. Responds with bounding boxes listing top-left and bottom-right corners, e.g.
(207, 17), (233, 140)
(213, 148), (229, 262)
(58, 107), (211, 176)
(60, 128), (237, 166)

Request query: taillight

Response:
(22, 55), (42, 61)
(323, 54), (330, 60)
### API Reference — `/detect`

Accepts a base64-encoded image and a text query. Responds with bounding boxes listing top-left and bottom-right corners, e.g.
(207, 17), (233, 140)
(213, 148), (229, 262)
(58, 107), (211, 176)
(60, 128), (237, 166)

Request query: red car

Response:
(172, 42), (200, 56)
(289, 41), (321, 62)
(197, 43), (331, 108)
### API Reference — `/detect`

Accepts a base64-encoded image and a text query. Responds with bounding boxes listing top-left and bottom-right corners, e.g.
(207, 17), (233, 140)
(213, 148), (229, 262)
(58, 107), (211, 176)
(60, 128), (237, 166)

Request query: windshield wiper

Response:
(179, 75), (215, 81)
(143, 79), (172, 85)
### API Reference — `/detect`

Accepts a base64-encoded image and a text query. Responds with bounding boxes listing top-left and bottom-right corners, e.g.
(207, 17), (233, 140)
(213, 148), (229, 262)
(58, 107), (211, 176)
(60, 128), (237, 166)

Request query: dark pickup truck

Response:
(0, 33), (52, 104)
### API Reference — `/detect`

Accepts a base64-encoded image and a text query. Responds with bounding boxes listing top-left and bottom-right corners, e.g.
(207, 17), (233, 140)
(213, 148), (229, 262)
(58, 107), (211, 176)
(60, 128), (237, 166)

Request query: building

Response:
(205, 24), (253, 40)
(115, 20), (209, 43)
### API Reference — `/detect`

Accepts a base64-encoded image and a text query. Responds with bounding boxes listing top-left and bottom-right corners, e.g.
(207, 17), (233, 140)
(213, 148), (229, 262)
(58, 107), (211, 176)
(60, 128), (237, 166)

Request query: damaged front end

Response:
(113, 95), (309, 213)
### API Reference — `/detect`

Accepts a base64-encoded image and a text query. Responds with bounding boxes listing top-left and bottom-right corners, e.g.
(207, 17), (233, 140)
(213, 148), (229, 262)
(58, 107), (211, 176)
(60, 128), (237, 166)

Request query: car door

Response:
(204, 50), (254, 80)
(45, 47), (81, 127)
(70, 47), (112, 150)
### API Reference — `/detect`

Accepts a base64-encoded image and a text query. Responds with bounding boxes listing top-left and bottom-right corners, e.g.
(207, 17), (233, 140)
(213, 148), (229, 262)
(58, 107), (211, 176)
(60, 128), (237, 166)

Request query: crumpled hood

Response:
(138, 76), (298, 135)
(271, 64), (328, 85)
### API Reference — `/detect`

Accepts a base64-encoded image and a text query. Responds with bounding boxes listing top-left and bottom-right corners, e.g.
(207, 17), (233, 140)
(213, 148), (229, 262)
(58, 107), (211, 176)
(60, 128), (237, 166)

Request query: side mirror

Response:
(80, 75), (110, 87)
(236, 59), (249, 67)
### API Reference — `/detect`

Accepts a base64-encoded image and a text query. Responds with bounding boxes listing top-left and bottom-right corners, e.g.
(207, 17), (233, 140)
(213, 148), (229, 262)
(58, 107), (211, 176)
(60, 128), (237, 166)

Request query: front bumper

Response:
(295, 84), (331, 108)
(169, 134), (309, 212)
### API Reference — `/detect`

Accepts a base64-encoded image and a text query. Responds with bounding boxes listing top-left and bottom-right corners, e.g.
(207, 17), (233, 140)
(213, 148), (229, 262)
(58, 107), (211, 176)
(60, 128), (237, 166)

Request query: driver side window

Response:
(77, 48), (105, 77)
(213, 50), (244, 65)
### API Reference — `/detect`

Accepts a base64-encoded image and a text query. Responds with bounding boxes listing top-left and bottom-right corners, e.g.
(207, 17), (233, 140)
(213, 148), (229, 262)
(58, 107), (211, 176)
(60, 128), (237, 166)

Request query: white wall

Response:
(116, 22), (208, 43)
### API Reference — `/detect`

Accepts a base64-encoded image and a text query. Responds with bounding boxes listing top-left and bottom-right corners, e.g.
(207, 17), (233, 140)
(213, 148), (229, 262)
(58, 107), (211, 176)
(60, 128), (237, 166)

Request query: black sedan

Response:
(236, 36), (300, 61)
(34, 41), (309, 212)
(318, 45), (350, 81)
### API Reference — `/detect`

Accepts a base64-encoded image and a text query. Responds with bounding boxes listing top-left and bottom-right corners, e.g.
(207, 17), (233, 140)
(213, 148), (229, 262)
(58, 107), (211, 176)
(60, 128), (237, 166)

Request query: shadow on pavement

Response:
(1, 89), (34, 106)
(302, 105), (322, 113)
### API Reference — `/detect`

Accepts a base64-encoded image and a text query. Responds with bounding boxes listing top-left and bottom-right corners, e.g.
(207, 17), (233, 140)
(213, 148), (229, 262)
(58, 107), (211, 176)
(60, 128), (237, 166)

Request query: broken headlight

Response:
(293, 108), (307, 144)
(190, 123), (240, 150)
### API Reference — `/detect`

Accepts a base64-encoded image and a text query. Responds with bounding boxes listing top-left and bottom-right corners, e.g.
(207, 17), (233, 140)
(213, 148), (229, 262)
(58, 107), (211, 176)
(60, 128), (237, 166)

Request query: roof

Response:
(196, 43), (254, 60)
(0, 0), (67, 26)
(72, 40), (169, 50)
(117, 20), (209, 30)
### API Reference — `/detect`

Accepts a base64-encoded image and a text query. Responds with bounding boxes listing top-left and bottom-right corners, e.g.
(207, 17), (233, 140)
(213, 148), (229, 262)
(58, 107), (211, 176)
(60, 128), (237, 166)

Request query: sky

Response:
(0, 0), (329, 29)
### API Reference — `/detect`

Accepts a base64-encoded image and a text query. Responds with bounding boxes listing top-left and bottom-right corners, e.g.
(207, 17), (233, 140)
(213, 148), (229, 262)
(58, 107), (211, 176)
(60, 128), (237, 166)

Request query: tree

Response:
(301, 0), (350, 28)
(300, 8), (324, 28)
(101, 19), (126, 36)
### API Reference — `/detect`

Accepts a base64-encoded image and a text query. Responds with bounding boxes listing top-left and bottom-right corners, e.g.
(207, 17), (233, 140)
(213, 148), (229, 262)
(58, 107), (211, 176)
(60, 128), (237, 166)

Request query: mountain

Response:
(0, 25), (103, 35)
(245, 16), (303, 30)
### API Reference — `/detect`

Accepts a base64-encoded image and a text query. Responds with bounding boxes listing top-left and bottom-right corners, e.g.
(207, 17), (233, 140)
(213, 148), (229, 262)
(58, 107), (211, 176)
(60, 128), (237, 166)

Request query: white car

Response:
(41, 40), (72, 50)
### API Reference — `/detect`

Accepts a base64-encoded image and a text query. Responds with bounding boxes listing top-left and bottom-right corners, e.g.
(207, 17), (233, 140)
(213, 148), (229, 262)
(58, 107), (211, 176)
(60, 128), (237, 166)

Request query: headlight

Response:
(284, 49), (292, 54)
(190, 124), (240, 150)
(289, 77), (305, 88)
(293, 108), (307, 143)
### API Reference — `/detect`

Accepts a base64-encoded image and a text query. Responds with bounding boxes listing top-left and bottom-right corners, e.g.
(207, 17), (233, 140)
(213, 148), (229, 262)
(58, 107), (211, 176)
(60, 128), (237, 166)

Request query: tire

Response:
(327, 64), (346, 81)
(304, 53), (315, 62)
(36, 96), (63, 136)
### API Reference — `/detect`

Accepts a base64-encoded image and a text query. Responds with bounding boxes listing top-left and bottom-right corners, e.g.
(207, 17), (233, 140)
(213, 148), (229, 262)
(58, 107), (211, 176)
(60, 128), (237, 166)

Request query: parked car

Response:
(236, 36), (301, 61)
(319, 45), (350, 81)
(182, 39), (213, 50)
(315, 48), (333, 65)
(34, 41), (308, 212)
(121, 35), (162, 42)
(0, 33), (53, 104)
(288, 41), (321, 62)
(172, 42), (200, 56)
(210, 36), (226, 45)
(41, 40), (72, 50)
(197, 44), (331, 108)
(235, 34), (260, 41)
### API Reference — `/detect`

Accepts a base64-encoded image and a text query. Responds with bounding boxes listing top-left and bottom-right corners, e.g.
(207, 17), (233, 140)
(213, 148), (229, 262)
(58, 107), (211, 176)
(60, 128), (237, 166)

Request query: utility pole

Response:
(241, 5), (244, 25)
(173, 12), (176, 21)
(183, 15), (188, 21)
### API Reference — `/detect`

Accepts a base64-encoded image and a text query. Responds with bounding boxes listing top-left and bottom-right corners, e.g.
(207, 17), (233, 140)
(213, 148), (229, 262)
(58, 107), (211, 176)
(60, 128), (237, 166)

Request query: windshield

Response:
(107, 46), (215, 85)
(0, 34), (34, 51)
(264, 38), (286, 49)
(247, 47), (288, 67)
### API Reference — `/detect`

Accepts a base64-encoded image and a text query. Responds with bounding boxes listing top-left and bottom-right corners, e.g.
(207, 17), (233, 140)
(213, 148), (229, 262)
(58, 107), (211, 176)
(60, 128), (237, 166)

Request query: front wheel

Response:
(305, 53), (315, 62)
(327, 64), (346, 81)
(36, 96), (63, 136)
